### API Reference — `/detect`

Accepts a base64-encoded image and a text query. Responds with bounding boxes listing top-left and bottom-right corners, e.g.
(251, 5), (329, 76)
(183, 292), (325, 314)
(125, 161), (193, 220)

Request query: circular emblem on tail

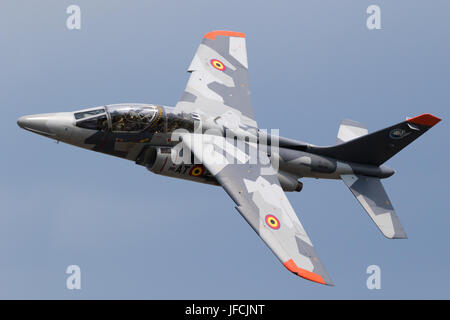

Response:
(265, 215), (281, 230)
(210, 59), (226, 71)
(189, 165), (204, 177)
(389, 128), (406, 139)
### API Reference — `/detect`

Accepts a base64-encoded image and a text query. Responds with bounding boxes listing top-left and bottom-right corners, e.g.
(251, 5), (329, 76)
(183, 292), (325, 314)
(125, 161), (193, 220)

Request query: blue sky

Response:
(1, 0), (449, 299)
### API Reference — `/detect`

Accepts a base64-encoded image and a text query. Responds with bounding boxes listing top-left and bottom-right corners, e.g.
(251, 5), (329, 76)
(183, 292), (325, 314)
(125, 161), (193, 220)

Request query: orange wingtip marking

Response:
(283, 259), (326, 285)
(203, 30), (245, 40)
(407, 113), (441, 127)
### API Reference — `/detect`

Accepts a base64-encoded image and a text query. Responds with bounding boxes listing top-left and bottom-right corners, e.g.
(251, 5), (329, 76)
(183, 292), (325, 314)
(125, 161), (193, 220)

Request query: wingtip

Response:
(381, 229), (408, 239)
(407, 113), (441, 127)
(203, 30), (246, 40)
(283, 259), (333, 286)
(392, 233), (408, 239)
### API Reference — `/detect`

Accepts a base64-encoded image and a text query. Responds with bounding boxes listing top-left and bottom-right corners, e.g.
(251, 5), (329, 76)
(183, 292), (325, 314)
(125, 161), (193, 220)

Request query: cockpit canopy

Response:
(75, 108), (108, 131)
(74, 108), (105, 120)
(75, 104), (161, 133)
(109, 105), (159, 132)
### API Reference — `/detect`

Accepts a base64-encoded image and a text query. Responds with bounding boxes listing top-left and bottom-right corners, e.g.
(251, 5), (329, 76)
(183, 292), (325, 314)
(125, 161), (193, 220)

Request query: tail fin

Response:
(341, 174), (407, 239)
(310, 114), (441, 166)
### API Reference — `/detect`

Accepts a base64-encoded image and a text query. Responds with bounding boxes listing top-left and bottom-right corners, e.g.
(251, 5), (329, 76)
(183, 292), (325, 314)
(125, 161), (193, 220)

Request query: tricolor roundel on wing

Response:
(210, 59), (226, 71)
(265, 215), (281, 230)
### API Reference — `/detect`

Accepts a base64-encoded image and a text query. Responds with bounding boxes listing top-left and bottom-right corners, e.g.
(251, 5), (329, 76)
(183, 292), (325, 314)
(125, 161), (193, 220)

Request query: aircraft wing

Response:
(180, 134), (333, 285)
(175, 30), (257, 128)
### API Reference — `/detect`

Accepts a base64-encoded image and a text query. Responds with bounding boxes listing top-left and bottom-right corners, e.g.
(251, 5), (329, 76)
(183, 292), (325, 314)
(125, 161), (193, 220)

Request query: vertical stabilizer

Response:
(311, 113), (441, 165)
(341, 174), (407, 239)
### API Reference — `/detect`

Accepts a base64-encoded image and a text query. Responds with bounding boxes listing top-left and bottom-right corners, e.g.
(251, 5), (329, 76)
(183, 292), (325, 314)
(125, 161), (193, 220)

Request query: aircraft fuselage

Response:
(17, 103), (394, 192)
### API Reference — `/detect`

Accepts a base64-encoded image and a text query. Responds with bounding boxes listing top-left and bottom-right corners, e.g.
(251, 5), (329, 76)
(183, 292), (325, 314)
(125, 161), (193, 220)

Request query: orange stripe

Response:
(203, 30), (245, 40)
(283, 259), (326, 285)
(407, 113), (441, 127)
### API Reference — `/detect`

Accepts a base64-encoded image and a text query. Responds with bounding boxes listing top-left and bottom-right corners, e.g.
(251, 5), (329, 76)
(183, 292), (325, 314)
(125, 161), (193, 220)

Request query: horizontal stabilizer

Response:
(341, 174), (407, 239)
(337, 119), (368, 144)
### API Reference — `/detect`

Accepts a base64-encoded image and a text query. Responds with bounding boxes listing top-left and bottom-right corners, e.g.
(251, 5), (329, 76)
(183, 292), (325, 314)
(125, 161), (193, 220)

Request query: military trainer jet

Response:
(18, 30), (441, 285)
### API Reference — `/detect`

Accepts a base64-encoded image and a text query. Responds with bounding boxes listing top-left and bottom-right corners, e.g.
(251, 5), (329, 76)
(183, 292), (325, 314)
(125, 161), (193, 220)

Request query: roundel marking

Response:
(389, 128), (406, 139)
(189, 165), (204, 177)
(265, 215), (281, 230)
(210, 59), (226, 71)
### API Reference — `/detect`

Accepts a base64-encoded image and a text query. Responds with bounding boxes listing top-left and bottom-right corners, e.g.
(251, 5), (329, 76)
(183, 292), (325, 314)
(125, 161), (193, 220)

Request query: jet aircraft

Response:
(17, 30), (441, 285)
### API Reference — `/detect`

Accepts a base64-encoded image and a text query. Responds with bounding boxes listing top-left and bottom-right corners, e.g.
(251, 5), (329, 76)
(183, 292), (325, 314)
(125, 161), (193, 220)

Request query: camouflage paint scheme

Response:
(17, 30), (441, 286)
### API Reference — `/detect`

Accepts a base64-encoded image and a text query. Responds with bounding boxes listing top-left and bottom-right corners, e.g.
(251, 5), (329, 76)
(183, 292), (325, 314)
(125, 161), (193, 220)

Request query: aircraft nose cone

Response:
(17, 114), (56, 136)
(17, 112), (74, 140)
(17, 115), (35, 129)
(17, 116), (26, 128)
